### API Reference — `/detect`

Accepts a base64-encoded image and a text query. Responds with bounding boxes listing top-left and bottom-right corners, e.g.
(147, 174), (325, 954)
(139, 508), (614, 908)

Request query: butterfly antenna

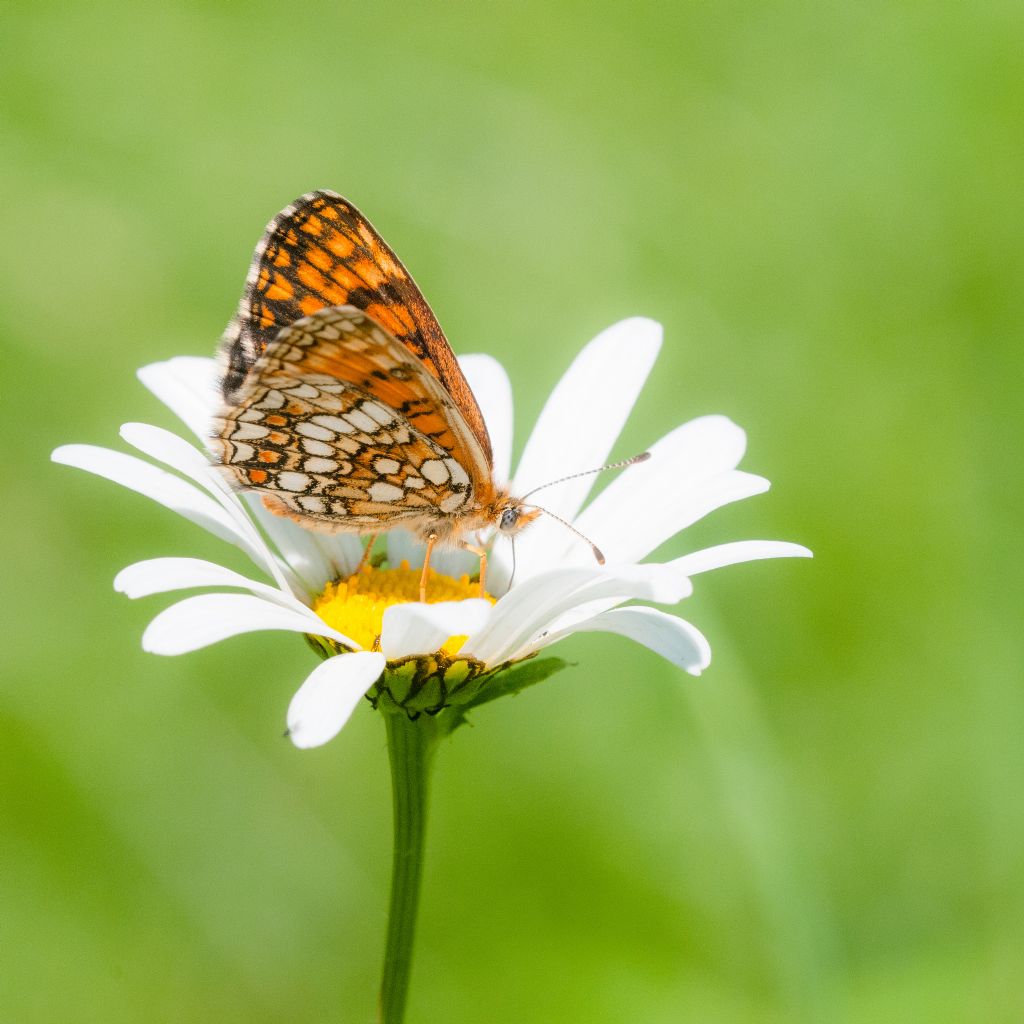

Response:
(526, 505), (606, 565)
(521, 451), (650, 501)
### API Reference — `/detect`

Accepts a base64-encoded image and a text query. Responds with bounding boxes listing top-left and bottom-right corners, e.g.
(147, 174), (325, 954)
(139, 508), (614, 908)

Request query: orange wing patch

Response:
(217, 191), (492, 465)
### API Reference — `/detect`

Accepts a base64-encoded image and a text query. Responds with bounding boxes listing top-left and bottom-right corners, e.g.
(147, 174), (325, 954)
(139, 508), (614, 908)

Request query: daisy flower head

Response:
(52, 316), (810, 748)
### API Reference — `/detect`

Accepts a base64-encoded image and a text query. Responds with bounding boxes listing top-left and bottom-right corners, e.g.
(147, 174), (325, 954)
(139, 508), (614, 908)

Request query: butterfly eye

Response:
(498, 507), (520, 533)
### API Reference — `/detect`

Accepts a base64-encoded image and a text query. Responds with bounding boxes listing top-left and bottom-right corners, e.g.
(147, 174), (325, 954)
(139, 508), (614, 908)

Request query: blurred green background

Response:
(3, 1), (1022, 1020)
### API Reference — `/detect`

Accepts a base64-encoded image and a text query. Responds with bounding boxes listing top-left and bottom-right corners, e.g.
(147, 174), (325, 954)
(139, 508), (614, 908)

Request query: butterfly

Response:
(211, 192), (641, 598)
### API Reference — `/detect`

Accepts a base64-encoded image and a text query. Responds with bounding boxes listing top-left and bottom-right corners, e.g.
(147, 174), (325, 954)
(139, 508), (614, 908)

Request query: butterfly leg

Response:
(353, 532), (379, 576)
(419, 533), (438, 602)
(460, 542), (488, 598)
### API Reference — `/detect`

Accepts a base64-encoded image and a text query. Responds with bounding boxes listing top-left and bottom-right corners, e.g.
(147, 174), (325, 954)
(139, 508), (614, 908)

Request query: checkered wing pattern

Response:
(211, 306), (492, 532)
(218, 191), (492, 465)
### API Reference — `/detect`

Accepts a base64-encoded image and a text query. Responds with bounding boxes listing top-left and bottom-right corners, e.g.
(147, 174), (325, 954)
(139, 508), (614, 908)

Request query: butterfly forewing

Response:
(212, 306), (491, 533)
(218, 191), (492, 464)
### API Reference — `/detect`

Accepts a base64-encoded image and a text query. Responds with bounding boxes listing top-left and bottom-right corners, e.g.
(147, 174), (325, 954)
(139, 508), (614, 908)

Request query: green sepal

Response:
(385, 660), (419, 705)
(442, 659), (472, 689)
(404, 673), (445, 714)
(304, 633), (335, 661)
(446, 656), (570, 732)
(467, 656), (570, 708)
(323, 644), (569, 729)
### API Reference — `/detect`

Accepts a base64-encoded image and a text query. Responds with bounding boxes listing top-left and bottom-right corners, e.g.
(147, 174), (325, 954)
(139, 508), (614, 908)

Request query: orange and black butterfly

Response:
(212, 192), (541, 591)
(211, 192), (639, 595)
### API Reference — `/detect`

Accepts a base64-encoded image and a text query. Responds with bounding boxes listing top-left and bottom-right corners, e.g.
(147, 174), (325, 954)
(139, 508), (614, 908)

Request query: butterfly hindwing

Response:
(211, 306), (491, 533)
(218, 191), (492, 465)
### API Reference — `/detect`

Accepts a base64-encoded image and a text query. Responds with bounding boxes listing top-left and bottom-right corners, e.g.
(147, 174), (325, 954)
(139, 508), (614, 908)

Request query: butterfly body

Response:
(211, 194), (538, 565)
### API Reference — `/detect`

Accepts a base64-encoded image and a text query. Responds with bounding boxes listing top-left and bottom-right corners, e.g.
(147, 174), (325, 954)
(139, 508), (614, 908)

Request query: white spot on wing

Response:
(301, 437), (334, 457)
(345, 408), (378, 432)
(298, 495), (326, 513)
(231, 422), (269, 441)
(277, 471), (312, 492)
(304, 457), (337, 474)
(420, 459), (449, 485)
(445, 459), (470, 487)
(312, 414), (355, 434)
(361, 401), (394, 426)
(374, 458), (401, 474)
(297, 421), (335, 442)
(368, 482), (405, 503)
(256, 389), (286, 410)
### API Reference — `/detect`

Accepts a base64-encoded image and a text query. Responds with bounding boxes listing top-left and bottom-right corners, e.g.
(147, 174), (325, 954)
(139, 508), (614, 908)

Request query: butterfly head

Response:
(496, 500), (541, 537)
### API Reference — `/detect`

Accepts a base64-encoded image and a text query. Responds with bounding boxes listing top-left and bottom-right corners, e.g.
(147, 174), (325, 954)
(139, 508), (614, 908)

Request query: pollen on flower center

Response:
(312, 562), (493, 655)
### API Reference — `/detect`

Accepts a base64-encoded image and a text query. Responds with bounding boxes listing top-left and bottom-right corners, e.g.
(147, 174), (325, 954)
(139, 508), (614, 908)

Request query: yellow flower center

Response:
(312, 562), (493, 656)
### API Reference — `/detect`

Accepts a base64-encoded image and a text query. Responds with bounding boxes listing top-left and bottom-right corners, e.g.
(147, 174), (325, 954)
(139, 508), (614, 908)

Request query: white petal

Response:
(462, 563), (691, 667)
(671, 541), (813, 577)
(618, 469), (771, 561)
(531, 606), (711, 675)
(428, 543), (481, 579)
(575, 414), (747, 539)
(380, 599), (493, 660)
(119, 421), (251, 516)
(512, 318), (661, 519)
(384, 530), (478, 579)
(137, 356), (220, 441)
(494, 416), (756, 589)
(120, 422), (262, 539)
(114, 556), (313, 614)
(483, 320), (659, 592)
(118, 423), (295, 592)
(52, 444), (251, 551)
(512, 517), (791, 639)
(386, 529), (426, 570)
(287, 652), (386, 749)
(312, 533), (365, 580)
(459, 354), (513, 484)
(245, 495), (361, 592)
(571, 415), (749, 558)
(141, 593), (358, 655)
(544, 469), (771, 579)
(491, 470), (770, 596)
(120, 420), (220, 487)
(118, 422), (277, 569)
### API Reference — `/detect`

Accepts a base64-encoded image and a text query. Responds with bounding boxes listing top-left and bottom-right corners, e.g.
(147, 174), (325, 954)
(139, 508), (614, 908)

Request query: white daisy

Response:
(52, 317), (810, 749)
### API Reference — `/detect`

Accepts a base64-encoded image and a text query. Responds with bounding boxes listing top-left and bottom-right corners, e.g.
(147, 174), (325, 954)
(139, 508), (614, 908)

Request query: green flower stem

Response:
(378, 710), (441, 1024)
